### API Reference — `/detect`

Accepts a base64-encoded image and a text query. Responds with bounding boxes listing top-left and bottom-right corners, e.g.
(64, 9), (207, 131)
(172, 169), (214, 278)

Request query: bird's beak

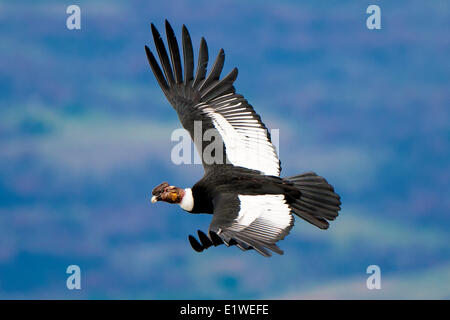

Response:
(151, 195), (158, 203)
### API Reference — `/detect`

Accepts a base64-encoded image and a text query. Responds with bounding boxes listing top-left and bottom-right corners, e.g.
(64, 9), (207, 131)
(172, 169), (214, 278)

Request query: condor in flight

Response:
(146, 21), (341, 257)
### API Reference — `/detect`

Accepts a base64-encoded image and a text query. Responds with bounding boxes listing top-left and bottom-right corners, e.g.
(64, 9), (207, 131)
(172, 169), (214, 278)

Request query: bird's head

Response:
(151, 182), (185, 204)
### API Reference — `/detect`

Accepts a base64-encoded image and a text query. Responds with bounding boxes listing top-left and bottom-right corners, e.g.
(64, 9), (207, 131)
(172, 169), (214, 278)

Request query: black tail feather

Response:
(286, 172), (341, 230)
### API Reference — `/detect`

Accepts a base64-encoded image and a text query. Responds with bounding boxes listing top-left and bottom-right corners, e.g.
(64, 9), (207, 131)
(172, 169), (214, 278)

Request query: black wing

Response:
(146, 21), (280, 176)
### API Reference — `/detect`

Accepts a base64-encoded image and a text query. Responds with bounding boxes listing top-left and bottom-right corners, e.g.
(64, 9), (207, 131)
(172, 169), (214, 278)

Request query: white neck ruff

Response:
(179, 188), (194, 212)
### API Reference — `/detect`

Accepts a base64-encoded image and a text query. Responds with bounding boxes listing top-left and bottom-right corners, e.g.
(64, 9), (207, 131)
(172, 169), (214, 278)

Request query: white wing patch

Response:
(230, 194), (293, 242)
(196, 94), (280, 176)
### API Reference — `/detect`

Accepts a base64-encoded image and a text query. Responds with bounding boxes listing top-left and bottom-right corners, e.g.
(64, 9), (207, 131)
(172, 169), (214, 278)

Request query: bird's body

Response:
(146, 21), (341, 257)
(190, 166), (293, 213)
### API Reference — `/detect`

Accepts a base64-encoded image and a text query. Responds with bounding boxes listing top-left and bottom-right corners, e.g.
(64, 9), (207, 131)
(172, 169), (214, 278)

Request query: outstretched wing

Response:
(208, 193), (294, 257)
(146, 20), (280, 176)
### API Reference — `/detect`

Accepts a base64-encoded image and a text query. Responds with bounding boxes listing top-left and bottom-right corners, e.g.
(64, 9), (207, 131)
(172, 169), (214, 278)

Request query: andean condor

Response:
(146, 21), (341, 257)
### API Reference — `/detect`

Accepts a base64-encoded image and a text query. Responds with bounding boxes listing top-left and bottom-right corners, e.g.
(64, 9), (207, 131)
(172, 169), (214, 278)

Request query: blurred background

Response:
(0, 0), (449, 299)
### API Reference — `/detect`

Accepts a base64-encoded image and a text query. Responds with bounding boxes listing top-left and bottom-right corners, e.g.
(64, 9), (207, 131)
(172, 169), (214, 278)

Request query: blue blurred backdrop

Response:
(0, 0), (449, 299)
